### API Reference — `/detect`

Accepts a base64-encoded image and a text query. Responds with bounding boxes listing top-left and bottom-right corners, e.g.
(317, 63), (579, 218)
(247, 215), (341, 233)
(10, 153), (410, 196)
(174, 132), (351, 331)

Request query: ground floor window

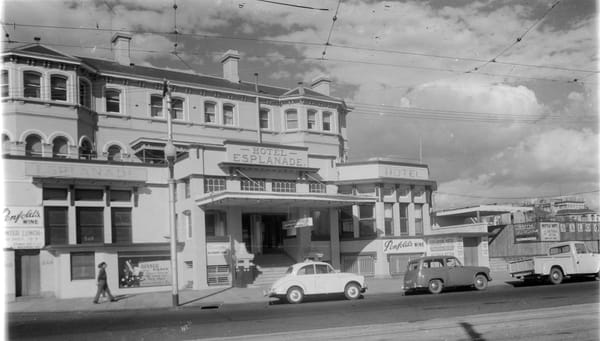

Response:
(118, 252), (171, 288)
(111, 208), (132, 243)
(71, 252), (95, 280)
(76, 207), (104, 244)
(341, 254), (375, 276)
(206, 210), (227, 237)
(388, 253), (423, 276)
(207, 265), (231, 286)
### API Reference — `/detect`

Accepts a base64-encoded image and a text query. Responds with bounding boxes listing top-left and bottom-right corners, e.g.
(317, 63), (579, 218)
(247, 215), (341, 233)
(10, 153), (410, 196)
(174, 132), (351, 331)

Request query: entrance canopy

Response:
(196, 191), (375, 209)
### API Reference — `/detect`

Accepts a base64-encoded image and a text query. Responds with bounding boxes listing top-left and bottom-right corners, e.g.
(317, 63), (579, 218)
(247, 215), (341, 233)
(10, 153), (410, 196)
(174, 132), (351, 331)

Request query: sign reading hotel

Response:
(382, 239), (426, 254)
(4, 207), (44, 249)
(379, 165), (429, 180)
(227, 143), (308, 168)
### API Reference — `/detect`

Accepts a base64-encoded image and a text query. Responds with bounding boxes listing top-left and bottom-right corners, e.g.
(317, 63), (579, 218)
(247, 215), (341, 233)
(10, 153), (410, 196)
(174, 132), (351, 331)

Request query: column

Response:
(192, 208), (207, 290)
(329, 208), (340, 269)
(408, 202), (416, 236)
(393, 202), (401, 236)
(422, 203), (431, 235)
(298, 207), (311, 260)
(375, 202), (385, 235)
(352, 204), (360, 238)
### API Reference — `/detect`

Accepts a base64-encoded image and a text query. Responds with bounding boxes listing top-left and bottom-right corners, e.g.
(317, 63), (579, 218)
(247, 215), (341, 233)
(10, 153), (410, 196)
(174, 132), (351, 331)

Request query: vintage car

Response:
(403, 256), (492, 294)
(265, 260), (367, 303)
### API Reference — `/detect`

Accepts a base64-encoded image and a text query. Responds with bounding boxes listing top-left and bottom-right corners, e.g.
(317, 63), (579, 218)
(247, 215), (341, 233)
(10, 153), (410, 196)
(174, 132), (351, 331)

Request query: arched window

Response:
(1, 70), (9, 97)
(105, 89), (121, 113)
(204, 102), (216, 123)
(51, 75), (67, 101)
(2, 133), (10, 153)
(172, 98), (184, 120)
(223, 104), (234, 125)
(107, 145), (122, 161)
(307, 109), (317, 130)
(23, 71), (41, 98)
(79, 79), (91, 108)
(285, 109), (298, 130)
(79, 140), (93, 159)
(25, 134), (43, 157)
(52, 137), (69, 158)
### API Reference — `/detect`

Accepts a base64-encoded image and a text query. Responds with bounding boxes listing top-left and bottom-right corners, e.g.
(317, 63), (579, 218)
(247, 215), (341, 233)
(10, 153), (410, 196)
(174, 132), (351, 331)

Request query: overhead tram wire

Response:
(435, 189), (600, 201)
(256, 0), (329, 11)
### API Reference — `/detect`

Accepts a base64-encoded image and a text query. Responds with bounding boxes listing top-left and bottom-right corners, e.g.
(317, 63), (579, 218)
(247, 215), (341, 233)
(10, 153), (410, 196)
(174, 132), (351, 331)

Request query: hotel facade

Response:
(2, 34), (488, 300)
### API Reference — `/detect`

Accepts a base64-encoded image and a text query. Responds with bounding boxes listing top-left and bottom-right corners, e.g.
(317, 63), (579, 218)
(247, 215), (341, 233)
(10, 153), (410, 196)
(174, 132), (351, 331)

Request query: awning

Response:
(196, 191), (375, 209)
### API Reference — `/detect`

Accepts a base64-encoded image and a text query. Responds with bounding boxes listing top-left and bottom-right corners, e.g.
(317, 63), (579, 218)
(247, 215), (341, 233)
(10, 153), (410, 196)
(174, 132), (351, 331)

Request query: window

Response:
(204, 102), (216, 123)
(322, 111), (332, 131)
(1, 133), (8, 152)
(241, 178), (265, 191)
(223, 104), (234, 125)
(45, 206), (68, 245)
(399, 204), (408, 236)
(105, 89), (120, 113)
(309, 182), (326, 193)
(259, 108), (270, 129)
(107, 145), (122, 161)
(316, 264), (333, 274)
(71, 252), (95, 280)
(384, 204), (394, 236)
(75, 189), (103, 201)
(77, 207), (104, 244)
(359, 205), (376, 236)
(272, 180), (296, 193)
(423, 259), (444, 268)
(550, 245), (570, 255)
(79, 140), (94, 159)
(204, 177), (226, 193)
(298, 265), (315, 275)
(150, 95), (163, 117)
(172, 98), (184, 120)
(23, 71), (41, 98)
(311, 209), (330, 239)
(414, 204), (423, 235)
(25, 134), (43, 157)
(285, 109), (298, 130)
(43, 188), (68, 200)
(79, 79), (91, 108)
(183, 179), (190, 198)
(205, 211), (226, 237)
(184, 211), (192, 239)
(110, 190), (131, 202)
(408, 262), (419, 271)
(112, 208), (132, 244)
(340, 206), (354, 238)
(307, 109), (317, 130)
(51, 75), (67, 101)
(1, 70), (8, 97)
(445, 257), (460, 267)
(52, 137), (69, 158)
(575, 243), (588, 254)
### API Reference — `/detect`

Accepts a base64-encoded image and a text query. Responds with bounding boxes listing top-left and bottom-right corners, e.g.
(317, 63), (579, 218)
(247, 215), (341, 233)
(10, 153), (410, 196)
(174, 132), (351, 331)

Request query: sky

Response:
(2, 0), (598, 211)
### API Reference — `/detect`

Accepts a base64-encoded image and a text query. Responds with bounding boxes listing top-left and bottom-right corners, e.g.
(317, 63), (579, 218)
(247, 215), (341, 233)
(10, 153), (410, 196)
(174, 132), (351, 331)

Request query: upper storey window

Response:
(51, 75), (67, 101)
(79, 79), (91, 108)
(150, 95), (163, 117)
(105, 89), (121, 113)
(1, 70), (8, 97)
(23, 71), (41, 98)
(285, 109), (298, 130)
(323, 111), (332, 131)
(259, 108), (270, 129)
(204, 102), (216, 123)
(172, 98), (184, 120)
(307, 109), (317, 130)
(25, 134), (43, 157)
(223, 104), (234, 125)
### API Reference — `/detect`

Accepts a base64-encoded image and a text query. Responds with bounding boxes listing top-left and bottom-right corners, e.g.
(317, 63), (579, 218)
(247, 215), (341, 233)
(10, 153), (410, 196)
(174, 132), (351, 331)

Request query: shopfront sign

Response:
(427, 236), (465, 264)
(25, 162), (147, 181)
(4, 206), (44, 249)
(514, 223), (539, 242)
(382, 239), (426, 254)
(118, 254), (171, 288)
(379, 165), (429, 180)
(540, 222), (560, 241)
(282, 218), (313, 230)
(227, 144), (308, 168)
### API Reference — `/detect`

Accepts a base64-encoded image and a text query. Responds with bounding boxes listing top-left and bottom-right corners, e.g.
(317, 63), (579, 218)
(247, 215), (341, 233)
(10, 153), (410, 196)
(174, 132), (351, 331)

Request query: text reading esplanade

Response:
(228, 144), (308, 168)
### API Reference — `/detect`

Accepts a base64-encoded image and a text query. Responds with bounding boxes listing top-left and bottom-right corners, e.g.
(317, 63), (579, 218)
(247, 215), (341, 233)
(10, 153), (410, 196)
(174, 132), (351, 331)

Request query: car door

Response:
(574, 243), (598, 274)
(445, 257), (472, 287)
(423, 258), (447, 285)
(315, 263), (338, 293)
(296, 264), (317, 294)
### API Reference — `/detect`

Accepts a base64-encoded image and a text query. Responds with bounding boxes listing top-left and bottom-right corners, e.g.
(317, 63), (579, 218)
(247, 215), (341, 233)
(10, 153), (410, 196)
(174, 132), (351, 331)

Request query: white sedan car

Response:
(265, 261), (367, 304)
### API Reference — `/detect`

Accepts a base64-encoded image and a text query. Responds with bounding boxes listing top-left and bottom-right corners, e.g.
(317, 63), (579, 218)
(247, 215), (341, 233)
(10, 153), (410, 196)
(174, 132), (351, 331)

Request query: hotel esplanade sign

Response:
(225, 141), (309, 168)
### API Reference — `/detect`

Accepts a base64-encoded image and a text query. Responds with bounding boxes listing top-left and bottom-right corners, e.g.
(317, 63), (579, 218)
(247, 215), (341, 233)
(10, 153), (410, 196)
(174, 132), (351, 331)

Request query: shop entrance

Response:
(242, 213), (287, 255)
(464, 237), (479, 266)
(15, 249), (41, 297)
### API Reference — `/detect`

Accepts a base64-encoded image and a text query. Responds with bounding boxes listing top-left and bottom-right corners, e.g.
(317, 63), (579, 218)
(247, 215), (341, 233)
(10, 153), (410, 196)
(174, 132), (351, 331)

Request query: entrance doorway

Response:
(15, 250), (41, 297)
(242, 214), (287, 255)
(463, 238), (479, 266)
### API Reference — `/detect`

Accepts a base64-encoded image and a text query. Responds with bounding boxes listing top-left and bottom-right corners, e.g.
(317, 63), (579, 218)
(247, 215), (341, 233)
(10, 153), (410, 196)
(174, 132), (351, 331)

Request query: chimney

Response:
(311, 74), (331, 96)
(221, 49), (240, 83)
(111, 32), (132, 66)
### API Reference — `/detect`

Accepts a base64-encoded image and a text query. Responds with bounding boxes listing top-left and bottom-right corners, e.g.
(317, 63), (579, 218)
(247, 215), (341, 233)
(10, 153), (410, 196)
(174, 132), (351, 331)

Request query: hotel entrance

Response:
(242, 213), (287, 255)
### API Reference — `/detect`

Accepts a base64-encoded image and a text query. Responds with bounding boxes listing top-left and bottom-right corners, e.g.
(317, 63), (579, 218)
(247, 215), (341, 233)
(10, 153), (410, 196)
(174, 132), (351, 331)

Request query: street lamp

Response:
(166, 140), (179, 307)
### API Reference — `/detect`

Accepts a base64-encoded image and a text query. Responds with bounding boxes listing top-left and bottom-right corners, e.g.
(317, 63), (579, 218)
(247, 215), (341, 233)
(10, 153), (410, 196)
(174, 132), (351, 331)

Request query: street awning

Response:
(196, 191), (376, 209)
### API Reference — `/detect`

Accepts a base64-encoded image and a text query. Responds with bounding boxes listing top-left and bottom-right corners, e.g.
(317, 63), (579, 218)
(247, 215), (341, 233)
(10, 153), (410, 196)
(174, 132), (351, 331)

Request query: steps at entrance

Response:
(248, 253), (295, 288)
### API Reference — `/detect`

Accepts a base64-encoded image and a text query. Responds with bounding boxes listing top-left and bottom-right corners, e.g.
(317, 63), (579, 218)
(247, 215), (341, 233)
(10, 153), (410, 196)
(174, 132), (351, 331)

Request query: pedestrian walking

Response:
(93, 262), (117, 304)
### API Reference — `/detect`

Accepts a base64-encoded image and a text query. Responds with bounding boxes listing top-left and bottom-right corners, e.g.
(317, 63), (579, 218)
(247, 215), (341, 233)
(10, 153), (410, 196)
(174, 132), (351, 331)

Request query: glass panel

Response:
(112, 208), (132, 243)
(359, 205), (374, 219)
(204, 102), (216, 123)
(71, 252), (95, 280)
(79, 80), (91, 107)
(286, 110), (298, 129)
(307, 109), (316, 129)
(105, 89), (120, 112)
(223, 104), (234, 125)
(45, 206), (68, 245)
(150, 95), (163, 117)
(272, 180), (296, 192)
(110, 190), (131, 202)
(172, 98), (184, 120)
(107, 145), (122, 161)
(259, 109), (269, 129)
(43, 188), (68, 200)
(25, 135), (42, 157)
(75, 189), (104, 201)
(51, 76), (67, 101)
(77, 207), (104, 244)
(323, 112), (332, 131)
(204, 177), (226, 193)
(23, 72), (41, 98)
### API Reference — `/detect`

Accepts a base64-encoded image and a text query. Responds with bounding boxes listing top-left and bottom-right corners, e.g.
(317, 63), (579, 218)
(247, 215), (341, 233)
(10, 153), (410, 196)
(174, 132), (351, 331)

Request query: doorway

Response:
(15, 250), (41, 297)
(463, 238), (479, 266)
(242, 214), (287, 255)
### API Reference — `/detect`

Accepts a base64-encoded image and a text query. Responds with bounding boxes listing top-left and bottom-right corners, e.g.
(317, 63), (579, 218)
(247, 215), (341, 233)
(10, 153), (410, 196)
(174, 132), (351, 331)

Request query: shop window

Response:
(79, 79), (91, 108)
(259, 108), (270, 129)
(309, 182), (326, 193)
(45, 206), (68, 245)
(342, 255), (374, 276)
(48, 75), (68, 101)
(241, 178), (265, 191)
(384, 204), (394, 236)
(107, 145), (122, 161)
(43, 188), (68, 201)
(223, 104), (234, 125)
(400, 203), (408, 236)
(105, 89), (120, 113)
(75, 189), (103, 201)
(79, 140), (94, 160)
(77, 207), (104, 244)
(52, 136), (69, 158)
(204, 102), (216, 123)
(414, 204), (423, 235)
(172, 97), (184, 120)
(110, 190), (131, 202)
(307, 109), (317, 130)
(150, 95), (163, 117)
(118, 252), (171, 288)
(71, 252), (95, 280)
(272, 180), (296, 193)
(112, 207), (132, 244)
(285, 109), (298, 130)
(359, 205), (376, 237)
(23, 71), (41, 98)
(1, 70), (8, 97)
(25, 134), (43, 157)
(322, 111), (332, 131)
(204, 177), (226, 193)
(340, 206), (354, 239)
(205, 211), (227, 237)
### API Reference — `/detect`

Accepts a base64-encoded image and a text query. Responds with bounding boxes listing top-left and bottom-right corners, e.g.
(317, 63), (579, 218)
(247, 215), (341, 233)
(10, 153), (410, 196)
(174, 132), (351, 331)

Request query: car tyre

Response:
(428, 279), (443, 294)
(548, 267), (563, 285)
(474, 274), (488, 291)
(286, 286), (304, 304)
(344, 282), (361, 300)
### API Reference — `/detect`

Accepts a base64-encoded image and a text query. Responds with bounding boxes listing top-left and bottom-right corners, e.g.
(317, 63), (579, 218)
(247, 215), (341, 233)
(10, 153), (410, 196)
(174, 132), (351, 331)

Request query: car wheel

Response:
(428, 279), (443, 294)
(474, 274), (488, 290)
(286, 286), (304, 304)
(548, 267), (563, 285)
(344, 282), (361, 300)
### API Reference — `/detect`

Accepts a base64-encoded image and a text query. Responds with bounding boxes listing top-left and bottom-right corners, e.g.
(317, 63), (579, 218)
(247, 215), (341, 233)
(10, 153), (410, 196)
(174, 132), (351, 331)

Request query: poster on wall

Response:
(427, 237), (465, 265)
(539, 222), (560, 242)
(514, 223), (539, 243)
(118, 253), (171, 288)
(382, 239), (426, 254)
(3, 206), (44, 249)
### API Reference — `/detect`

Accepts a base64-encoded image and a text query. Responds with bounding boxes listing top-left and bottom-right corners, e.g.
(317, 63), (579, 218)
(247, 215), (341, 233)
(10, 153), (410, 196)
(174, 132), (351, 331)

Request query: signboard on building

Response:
(514, 223), (539, 242)
(4, 207), (44, 249)
(540, 222), (560, 241)
(382, 239), (426, 254)
(25, 162), (148, 181)
(426, 236), (465, 262)
(378, 165), (429, 180)
(226, 143), (308, 168)
(282, 218), (313, 230)
(118, 254), (171, 288)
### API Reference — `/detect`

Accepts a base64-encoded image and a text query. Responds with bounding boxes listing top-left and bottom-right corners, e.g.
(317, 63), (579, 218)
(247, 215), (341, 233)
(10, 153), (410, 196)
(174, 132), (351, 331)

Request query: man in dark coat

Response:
(93, 262), (117, 303)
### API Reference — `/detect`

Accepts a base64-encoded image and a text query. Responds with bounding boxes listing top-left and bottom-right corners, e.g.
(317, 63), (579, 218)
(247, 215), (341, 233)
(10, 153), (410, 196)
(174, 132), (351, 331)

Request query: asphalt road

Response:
(7, 279), (599, 341)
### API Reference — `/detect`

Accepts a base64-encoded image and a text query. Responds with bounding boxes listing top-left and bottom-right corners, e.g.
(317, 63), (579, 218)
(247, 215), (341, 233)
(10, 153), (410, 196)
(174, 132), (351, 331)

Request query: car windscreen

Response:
(285, 267), (293, 274)
(407, 262), (419, 271)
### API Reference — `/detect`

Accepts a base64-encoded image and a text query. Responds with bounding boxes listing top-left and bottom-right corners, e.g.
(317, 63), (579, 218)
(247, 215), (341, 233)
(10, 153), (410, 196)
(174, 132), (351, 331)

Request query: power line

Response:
(321, 0), (342, 59)
(435, 189), (600, 201)
(256, 0), (329, 11)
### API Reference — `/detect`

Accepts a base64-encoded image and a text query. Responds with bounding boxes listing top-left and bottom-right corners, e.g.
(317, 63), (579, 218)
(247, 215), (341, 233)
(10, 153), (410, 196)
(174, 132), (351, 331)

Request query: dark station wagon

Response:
(403, 256), (492, 294)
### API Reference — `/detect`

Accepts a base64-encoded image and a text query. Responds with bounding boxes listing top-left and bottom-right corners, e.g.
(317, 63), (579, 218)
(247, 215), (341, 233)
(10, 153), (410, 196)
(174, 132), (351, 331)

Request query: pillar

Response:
(392, 202), (401, 236)
(375, 202), (385, 235)
(352, 204), (360, 238)
(408, 202), (415, 236)
(329, 208), (340, 269)
(192, 208), (207, 290)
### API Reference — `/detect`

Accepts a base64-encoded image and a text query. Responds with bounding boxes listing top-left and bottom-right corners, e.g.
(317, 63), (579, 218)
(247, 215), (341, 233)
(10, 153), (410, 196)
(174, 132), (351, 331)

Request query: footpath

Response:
(6, 271), (515, 313)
